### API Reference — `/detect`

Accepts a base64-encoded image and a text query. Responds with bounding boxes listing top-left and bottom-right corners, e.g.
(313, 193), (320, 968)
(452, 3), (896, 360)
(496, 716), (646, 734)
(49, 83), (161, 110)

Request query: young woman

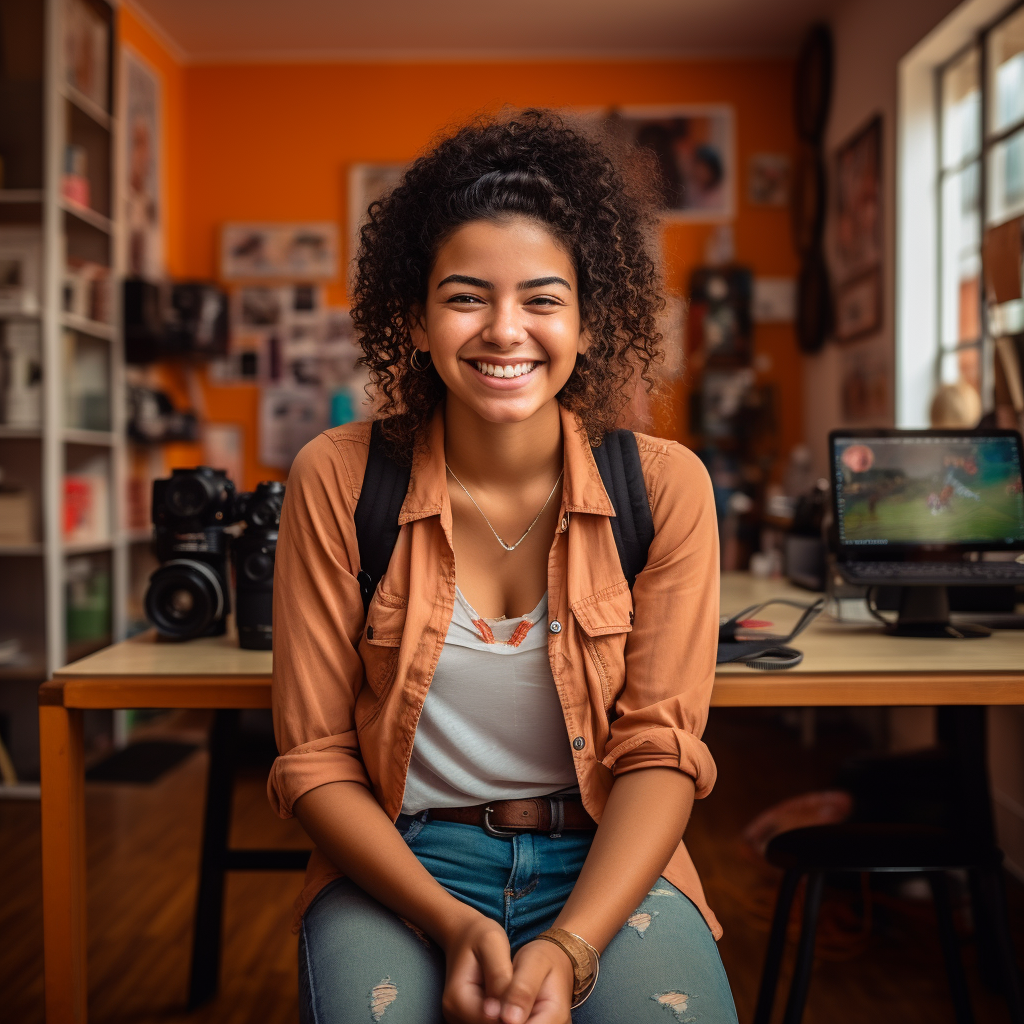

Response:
(269, 109), (736, 1024)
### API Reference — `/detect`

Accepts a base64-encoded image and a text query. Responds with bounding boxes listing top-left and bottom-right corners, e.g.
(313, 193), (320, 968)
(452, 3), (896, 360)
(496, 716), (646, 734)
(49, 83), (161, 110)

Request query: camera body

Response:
(145, 467), (237, 639)
(232, 481), (284, 651)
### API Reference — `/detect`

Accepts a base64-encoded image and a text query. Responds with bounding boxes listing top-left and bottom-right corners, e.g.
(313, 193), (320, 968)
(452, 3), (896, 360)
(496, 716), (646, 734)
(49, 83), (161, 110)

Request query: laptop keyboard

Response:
(841, 561), (1024, 583)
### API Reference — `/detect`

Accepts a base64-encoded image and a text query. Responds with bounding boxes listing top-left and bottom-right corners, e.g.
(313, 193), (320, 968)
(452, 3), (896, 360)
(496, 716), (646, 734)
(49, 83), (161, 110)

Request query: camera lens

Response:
(242, 550), (274, 582)
(165, 475), (213, 518)
(145, 559), (225, 639)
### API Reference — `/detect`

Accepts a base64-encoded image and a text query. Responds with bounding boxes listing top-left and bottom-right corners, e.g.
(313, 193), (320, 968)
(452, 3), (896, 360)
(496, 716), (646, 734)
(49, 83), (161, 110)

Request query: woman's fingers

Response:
(441, 919), (514, 1024)
(499, 943), (571, 1024)
(476, 928), (514, 1019)
(443, 944), (487, 1023)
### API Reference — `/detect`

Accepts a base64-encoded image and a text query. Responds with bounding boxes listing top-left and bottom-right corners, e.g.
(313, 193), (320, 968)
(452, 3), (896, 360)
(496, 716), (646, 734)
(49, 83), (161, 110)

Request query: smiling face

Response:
(411, 216), (588, 427)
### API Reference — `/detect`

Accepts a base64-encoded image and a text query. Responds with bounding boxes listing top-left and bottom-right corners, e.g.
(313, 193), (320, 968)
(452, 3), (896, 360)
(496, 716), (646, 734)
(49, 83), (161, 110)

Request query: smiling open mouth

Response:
(472, 360), (540, 378)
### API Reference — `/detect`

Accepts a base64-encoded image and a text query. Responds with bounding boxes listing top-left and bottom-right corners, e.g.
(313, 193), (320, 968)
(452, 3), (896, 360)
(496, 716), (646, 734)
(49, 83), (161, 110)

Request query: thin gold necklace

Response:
(445, 464), (563, 552)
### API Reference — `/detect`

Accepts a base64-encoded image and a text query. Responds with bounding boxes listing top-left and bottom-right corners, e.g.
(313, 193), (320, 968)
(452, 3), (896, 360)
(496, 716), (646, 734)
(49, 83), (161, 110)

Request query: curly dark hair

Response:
(350, 108), (664, 459)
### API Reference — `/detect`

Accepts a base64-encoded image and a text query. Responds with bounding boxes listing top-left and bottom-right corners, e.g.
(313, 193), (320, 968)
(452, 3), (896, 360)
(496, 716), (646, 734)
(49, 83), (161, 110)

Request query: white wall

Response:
(802, 0), (962, 477)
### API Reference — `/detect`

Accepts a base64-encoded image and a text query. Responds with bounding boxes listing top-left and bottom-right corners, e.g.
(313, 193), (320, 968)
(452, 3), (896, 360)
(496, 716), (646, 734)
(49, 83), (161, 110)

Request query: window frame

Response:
(935, 0), (1024, 408)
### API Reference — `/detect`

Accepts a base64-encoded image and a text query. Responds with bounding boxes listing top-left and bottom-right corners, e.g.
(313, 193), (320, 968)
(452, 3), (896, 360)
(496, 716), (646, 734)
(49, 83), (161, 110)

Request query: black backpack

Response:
(353, 421), (653, 613)
(351, 420), (815, 667)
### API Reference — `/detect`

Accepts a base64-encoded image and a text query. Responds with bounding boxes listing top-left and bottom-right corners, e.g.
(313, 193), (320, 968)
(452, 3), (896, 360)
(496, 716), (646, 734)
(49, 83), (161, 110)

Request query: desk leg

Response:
(188, 709), (239, 1009)
(40, 705), (87, 1024)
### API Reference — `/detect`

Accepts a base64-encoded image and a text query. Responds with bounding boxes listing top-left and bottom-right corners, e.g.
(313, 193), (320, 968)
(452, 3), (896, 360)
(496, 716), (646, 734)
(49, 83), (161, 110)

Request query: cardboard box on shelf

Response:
(0, 477), (33, 545)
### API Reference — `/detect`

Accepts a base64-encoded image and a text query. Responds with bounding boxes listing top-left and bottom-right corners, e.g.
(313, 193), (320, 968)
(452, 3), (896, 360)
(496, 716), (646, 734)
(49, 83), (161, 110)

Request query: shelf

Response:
(65, 539), (113, 555)
(61, 199), (112, 235)
(0, 783), (41, 800)
(61, 312), (116, 341)
(64, 428), (115, 446)
(0, 543), (44, 556)
(0, 425), (42, 439)
(0, 190), (44, 204)
(0, 653), (46, 683)
(62, 84), (113, 131)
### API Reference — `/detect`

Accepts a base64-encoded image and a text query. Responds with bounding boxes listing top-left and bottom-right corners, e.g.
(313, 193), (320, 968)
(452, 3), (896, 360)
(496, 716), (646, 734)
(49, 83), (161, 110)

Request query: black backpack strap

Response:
(353, 420), (411, 614)
(591, 429), (654, 590)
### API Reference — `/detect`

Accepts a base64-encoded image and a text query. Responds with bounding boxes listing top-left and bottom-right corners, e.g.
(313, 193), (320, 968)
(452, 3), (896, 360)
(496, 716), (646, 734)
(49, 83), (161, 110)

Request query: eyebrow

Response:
(436, 274), (572, 291)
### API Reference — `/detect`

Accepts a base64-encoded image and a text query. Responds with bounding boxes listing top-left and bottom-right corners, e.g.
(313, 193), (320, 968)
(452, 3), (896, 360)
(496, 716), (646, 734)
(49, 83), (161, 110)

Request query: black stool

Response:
(187, 710), (311, 1008)
(753, 823), (1024, 1024)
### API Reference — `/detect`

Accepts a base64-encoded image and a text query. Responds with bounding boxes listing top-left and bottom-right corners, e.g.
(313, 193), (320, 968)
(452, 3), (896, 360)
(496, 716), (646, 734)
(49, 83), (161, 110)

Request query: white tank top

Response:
(400, 587), (578, 814)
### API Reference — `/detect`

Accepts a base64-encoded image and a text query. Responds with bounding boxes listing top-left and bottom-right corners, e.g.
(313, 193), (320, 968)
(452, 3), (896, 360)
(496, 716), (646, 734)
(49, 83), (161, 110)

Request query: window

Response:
(937, 2), (1024, 403)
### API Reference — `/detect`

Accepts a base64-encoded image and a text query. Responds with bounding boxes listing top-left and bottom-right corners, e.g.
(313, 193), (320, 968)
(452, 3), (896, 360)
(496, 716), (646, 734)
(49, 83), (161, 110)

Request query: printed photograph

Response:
(221, 223), (338, 280)
(608, 106), (735, 220)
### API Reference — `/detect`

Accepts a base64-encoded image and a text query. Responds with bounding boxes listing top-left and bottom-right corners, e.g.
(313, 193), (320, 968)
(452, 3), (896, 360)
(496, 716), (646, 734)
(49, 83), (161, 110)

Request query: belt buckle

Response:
(482, 804), (518, 838)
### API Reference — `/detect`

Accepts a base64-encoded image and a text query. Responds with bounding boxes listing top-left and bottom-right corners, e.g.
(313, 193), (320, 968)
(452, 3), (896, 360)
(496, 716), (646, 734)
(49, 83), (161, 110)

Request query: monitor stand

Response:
(887, 585), (992, 639)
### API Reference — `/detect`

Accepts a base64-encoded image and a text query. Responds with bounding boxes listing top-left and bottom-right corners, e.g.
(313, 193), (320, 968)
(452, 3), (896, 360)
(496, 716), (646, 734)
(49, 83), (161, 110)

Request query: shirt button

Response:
(366, 625), (374, 640)
(572, 736), (586, 751)
(560, 515), (568, 532)
(549, 620), (562, 634)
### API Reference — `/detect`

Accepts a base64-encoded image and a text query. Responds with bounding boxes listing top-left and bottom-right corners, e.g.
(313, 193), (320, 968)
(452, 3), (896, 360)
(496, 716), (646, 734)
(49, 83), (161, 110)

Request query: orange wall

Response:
(114, 28), (801, 489)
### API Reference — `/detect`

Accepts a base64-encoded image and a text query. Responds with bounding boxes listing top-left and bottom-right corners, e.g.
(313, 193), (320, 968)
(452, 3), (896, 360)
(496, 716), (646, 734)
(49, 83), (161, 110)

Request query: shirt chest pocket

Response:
(570, 581), (634, 710)
(359, 596), (407, 699)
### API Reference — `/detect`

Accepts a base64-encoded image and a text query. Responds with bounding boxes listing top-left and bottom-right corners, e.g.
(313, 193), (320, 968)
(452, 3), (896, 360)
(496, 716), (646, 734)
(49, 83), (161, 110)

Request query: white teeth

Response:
(474, 361), (536, 378)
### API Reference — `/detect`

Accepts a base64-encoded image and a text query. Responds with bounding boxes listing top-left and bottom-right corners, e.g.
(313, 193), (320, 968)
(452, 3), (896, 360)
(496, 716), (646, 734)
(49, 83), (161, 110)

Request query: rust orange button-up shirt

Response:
(268, 404), (722, 938)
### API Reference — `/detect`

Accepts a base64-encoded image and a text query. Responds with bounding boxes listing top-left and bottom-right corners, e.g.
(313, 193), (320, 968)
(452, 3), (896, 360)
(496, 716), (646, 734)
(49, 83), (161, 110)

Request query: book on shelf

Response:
(63, 328), (110, 431)
(63, 0), (109, 112)
(66, 556), (110, 643)
(63, 259), (111, 324)
(0, 320), (42, 428)
(63, 460), (109, 545)
(61, 144), (90, 208)
(0, 227), (42, 316)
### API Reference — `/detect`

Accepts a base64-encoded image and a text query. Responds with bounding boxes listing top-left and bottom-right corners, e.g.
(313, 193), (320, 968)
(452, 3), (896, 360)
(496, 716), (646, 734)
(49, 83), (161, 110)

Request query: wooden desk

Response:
(39, 574), (1024, 1024)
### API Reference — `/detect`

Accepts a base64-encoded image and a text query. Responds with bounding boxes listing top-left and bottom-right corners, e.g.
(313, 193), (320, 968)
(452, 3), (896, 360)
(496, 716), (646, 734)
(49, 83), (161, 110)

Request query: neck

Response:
(443, 398), (563, 486)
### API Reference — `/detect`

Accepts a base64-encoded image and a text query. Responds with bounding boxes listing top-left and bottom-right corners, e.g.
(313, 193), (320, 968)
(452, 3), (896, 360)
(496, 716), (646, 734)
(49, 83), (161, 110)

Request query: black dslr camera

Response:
(145, 467), (237, 639)
(232, 481), (284, 651)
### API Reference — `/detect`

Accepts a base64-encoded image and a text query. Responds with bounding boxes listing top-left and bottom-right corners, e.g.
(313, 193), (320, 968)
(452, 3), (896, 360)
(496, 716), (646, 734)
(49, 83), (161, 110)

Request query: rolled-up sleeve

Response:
(600, 442), (720, 798)
(267, 430), (371, 818)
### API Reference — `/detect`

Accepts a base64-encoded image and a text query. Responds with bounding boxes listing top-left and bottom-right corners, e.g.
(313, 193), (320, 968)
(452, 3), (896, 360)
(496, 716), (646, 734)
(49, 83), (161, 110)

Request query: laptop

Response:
(830, 428), (1024, 587)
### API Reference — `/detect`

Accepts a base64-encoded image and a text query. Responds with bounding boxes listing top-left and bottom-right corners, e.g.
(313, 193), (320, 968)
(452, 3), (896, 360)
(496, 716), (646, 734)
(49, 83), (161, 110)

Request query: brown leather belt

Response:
(428, 796), (597, 837)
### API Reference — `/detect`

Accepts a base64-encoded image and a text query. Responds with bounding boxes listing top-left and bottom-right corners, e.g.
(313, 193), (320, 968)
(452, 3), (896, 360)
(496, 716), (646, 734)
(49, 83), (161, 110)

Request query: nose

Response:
(480, 297), (527, 349)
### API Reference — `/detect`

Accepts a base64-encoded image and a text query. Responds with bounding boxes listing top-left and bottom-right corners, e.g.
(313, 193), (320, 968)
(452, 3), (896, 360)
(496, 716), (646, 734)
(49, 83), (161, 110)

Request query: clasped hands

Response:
(440, 909), (576, 1024)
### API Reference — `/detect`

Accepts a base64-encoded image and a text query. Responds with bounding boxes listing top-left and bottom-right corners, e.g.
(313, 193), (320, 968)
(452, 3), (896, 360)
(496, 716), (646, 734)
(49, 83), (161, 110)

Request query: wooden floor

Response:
(2, 708), (1023, 1023)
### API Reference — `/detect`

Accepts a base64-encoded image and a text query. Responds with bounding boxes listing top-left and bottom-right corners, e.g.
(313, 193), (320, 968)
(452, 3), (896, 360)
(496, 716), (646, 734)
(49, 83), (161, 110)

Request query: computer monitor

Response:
(829, 428), (1024, 637)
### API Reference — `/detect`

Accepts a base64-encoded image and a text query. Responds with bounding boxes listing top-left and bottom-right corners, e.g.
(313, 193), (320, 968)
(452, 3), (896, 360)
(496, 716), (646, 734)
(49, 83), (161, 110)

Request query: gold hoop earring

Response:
(410, 349), (432, 371)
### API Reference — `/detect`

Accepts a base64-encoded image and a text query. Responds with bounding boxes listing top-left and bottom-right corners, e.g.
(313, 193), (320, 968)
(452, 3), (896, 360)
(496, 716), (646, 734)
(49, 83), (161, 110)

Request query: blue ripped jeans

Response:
(299, 814), (738, 1024)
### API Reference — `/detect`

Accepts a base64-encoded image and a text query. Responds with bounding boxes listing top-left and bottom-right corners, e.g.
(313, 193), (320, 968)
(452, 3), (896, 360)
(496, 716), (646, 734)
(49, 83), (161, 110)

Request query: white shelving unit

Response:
(0, 0), (126, 783)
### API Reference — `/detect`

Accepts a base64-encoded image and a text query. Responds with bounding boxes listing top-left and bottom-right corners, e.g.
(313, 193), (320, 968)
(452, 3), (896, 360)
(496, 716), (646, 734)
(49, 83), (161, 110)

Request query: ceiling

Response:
(129, 0), (838, 62)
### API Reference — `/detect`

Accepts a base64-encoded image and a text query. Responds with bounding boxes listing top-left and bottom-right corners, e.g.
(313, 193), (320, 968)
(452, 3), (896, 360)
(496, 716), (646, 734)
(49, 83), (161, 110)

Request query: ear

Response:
(409, 305), (429, 354)
(577, 326), (592, 356)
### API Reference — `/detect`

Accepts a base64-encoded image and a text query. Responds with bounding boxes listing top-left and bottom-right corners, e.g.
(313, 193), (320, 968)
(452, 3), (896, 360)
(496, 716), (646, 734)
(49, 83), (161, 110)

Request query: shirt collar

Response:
(398, 403), (616, 525)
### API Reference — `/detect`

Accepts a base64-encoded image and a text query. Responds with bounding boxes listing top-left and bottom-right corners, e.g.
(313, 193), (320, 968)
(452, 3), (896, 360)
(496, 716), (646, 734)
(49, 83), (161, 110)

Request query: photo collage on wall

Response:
(216, 221), (368, 469)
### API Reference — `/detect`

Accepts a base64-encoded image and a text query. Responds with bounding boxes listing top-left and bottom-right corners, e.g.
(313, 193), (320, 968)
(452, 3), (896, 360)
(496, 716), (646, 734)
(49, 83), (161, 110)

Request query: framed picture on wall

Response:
(835, 267), (882, 342)
(606, 105), (735, 221)
(835, 115), (882, 281)
(221, 223), (338, 280)
(122, 48), (163, 279)
(348, 164), (408, 267)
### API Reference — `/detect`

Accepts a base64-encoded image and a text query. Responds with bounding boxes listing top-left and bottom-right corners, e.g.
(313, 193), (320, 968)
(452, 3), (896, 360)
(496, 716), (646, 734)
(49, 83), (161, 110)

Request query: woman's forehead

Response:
(431, 217), (576, 286)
